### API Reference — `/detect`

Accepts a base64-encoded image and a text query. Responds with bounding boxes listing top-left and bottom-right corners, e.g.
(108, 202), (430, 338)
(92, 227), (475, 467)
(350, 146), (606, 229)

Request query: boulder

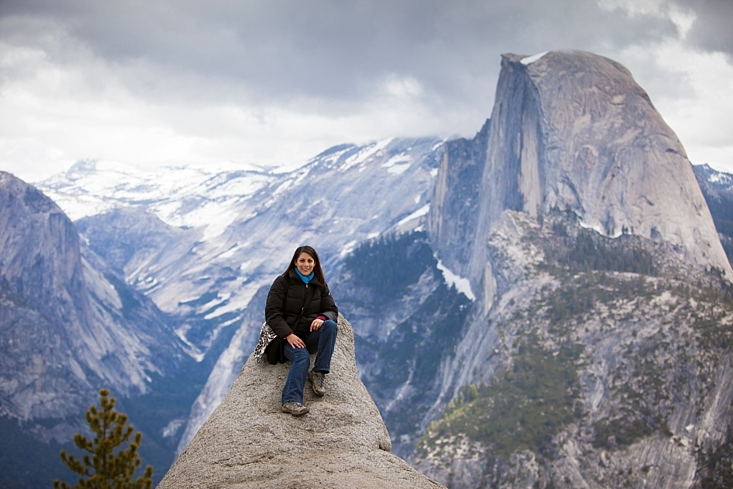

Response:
(158, 314), (444, 488)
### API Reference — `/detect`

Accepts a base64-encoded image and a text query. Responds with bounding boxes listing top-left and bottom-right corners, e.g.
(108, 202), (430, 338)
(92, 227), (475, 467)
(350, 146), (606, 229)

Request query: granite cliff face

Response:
(159, 315), (444, 489)
(0, 172), (186, 437)
(411, 50), (733, 488)
(0, 171), (92, 423)
(430, 50), (730, 302)
(414, 210), (733, 488)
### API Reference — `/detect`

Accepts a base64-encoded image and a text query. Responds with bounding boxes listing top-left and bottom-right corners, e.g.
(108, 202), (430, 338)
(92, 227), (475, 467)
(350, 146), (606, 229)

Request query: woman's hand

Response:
(286, 334), (305, 348)
(310, 318), (324, 332)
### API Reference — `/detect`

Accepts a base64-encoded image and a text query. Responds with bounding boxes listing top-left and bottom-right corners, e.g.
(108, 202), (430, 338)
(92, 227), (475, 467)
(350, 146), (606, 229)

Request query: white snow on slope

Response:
(340, 240), (359, 258)
(521, 51), (549, 65)
(436, 259), (476, 301)
(339, 137), (393, 172)
(579, 220), (623, 238)
(397, 204), (430, 226)
(36, 160), (277, 231)
(382, 153), (412, 175)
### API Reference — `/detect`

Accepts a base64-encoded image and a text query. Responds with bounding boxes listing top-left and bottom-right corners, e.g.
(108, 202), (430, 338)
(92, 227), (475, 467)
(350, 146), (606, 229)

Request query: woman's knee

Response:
(322, 319), (338, 334)
(285, 345), (310, 364)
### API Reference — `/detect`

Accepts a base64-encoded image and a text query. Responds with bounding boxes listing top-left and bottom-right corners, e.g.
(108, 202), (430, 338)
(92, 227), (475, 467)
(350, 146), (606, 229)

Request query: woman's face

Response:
(295, 252), (315, 276)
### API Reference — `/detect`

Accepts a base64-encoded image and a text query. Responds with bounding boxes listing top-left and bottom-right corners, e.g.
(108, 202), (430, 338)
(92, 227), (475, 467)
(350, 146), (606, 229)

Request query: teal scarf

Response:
(295, 268), (315, 284)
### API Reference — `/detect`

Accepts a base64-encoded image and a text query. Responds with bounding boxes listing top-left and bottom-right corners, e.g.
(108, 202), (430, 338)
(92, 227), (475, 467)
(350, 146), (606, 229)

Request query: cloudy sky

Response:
(1, 0), (732, 182)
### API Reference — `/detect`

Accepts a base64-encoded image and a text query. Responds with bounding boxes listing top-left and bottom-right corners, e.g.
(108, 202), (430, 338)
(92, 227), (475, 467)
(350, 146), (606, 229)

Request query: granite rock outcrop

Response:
(412, 50), (733, 488)
(158, 314), (444, 489)
(0, 172), (184, 434)
(429, 49), (731, 302)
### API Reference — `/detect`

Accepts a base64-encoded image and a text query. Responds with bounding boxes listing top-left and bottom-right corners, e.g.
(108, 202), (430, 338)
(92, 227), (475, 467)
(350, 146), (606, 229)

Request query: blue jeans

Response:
(282, 319), (338, 404)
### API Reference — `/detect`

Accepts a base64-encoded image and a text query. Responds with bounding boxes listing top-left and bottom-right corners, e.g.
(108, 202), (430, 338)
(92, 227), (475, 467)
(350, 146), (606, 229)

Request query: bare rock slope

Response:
(158, 314), (444, 489)
(0, 172), (183, 428)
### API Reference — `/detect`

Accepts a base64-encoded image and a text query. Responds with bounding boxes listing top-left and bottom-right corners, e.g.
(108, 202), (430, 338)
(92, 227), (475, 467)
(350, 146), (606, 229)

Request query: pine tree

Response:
(53, 388), (153, 489)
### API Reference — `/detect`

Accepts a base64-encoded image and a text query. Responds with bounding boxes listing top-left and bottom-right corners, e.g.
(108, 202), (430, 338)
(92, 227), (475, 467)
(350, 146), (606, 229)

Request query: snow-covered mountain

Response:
(6, 48), (733, 489)
(695, 163), (733, 191)
(34, 137), (446, 455)
(38, 160), (277, 230)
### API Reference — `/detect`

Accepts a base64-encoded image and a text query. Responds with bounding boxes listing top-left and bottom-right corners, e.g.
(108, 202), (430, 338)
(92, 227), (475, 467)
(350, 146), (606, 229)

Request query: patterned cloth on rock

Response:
(253, 322), (278, 363)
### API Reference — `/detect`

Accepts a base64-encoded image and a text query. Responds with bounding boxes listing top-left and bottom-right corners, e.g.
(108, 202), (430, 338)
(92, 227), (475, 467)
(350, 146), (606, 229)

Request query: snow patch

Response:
(273, 178), (295, 196)
(202, 210), (238, 241)
(36, 159), (276, 227)
(436, 260), (476, 301)
(339, 138), (394, 172)
(382, 153), (412, 175)
(340, 240), (358, 258)
(579, 220), (623, 238)
(201, 292), (231, 313)
(521, 51), (549, 65)
(217, 316), (243, 328)
(203, 283), (258, 320)
(387, 164), (411, 175)
(174, 324), (205, 362)
(217, 244), (240, 260)
(396, 204), (430, 226)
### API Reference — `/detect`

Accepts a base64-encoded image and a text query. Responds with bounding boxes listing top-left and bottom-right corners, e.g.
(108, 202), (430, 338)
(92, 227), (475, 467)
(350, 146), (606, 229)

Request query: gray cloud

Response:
(675, 0), (733, 59)
(1, 0), (682, 108)
(1, 0), (732, 179)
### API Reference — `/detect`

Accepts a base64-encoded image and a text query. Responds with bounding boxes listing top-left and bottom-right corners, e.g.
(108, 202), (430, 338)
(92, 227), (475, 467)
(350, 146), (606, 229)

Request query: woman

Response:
(265, 245), (338, 416)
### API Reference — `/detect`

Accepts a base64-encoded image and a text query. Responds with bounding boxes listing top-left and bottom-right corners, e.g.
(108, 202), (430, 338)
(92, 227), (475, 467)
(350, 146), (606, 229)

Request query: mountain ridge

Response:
(411, 49), (733, 488)
(35, 137), (445, 459)
(0, 171), (189, 432)
(2, 48), (732, 488)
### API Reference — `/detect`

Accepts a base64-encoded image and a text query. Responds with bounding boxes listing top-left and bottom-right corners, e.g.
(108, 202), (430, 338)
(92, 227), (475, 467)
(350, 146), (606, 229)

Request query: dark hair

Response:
(283, 245), (327, 286)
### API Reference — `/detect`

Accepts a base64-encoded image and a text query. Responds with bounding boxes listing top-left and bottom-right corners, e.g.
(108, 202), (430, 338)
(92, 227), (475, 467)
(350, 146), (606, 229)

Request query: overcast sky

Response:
(1, 0), (732, 182)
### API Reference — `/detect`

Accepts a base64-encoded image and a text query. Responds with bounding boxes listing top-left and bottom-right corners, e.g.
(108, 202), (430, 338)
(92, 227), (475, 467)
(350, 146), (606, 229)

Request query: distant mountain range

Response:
(1, 136), (444, 486)
(2, 49), (733, 488)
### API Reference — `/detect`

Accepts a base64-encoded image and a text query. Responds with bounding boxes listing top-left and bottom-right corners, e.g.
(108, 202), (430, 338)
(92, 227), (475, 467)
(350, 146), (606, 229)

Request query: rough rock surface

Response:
(0, 171), (92, 422)
(158, 314), (444, 489)
(415, 210), (733, 488)
(414, 50), (733, 488)
(430, 49), (731, 295)
(0, 171), (184, 433)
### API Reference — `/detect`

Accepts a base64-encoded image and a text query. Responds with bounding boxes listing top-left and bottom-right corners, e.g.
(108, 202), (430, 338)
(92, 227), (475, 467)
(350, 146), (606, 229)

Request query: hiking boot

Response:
(309, 370), (326, 396)
(282, 401), (309, 416)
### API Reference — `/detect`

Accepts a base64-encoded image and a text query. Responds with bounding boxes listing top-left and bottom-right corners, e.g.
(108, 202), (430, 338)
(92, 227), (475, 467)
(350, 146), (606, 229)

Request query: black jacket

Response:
(265, 269), (338, 339)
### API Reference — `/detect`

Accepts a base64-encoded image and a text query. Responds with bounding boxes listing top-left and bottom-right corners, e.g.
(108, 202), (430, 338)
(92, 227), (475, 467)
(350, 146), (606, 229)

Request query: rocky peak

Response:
(0, 171), (88, 329)
(0, 171), (96, 421)
(429, 49), (731, 302)
(159, 315), (444, 488)
(0, 172), (185, 427)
